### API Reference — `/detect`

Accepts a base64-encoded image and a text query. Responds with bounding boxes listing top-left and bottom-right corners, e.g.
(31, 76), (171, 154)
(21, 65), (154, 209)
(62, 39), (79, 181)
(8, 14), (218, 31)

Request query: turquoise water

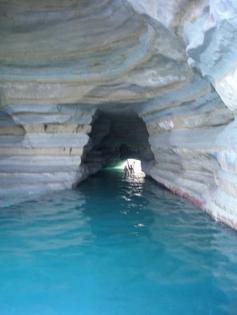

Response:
(0, 170), (237, 315)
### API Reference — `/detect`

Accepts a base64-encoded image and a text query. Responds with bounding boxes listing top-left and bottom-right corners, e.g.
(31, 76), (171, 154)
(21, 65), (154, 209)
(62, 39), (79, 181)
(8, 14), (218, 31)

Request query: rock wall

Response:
(0, 104), (95, 203)
(1, 0), (237, 228)
(138, 78), (236, 228)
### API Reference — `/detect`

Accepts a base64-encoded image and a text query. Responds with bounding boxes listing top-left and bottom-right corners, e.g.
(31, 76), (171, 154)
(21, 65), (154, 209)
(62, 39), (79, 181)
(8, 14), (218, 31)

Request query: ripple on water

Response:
(0, 170), (237, 315)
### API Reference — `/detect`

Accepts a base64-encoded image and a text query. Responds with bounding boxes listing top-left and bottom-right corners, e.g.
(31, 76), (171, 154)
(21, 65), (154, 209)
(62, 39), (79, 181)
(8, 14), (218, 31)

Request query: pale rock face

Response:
(128, 0), (187, 28)
(0, 0), (237, 229)
(185, 0), (237, 112)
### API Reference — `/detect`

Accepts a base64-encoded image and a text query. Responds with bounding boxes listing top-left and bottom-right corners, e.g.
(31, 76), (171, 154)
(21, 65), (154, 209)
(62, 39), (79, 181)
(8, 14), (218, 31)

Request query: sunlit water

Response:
(0, 170), (237, 315)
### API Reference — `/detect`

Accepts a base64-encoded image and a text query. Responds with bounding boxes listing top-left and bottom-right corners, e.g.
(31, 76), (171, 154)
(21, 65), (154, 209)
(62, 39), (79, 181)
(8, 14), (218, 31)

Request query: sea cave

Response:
(0, 1), (237, 314)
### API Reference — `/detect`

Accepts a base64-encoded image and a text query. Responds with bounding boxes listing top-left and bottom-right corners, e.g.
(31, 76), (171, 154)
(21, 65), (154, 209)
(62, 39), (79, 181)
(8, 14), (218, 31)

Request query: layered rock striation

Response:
(0, 0), (237, 228)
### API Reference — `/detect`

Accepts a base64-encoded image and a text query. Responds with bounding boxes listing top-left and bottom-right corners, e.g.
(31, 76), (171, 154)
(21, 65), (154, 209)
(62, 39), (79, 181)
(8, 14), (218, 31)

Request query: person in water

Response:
(129, 164), (134, 175)
(124, 164), (129, 176)
(124, 160), (134, 176)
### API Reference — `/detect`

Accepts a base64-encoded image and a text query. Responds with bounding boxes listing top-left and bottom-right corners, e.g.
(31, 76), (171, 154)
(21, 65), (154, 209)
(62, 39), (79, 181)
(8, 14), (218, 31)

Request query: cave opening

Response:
(81, 109), (154, 177)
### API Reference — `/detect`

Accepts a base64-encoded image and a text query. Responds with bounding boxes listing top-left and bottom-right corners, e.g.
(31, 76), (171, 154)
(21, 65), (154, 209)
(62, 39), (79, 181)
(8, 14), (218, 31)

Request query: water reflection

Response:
(0, 190), (92, 256)
(0, 170), (237, 315)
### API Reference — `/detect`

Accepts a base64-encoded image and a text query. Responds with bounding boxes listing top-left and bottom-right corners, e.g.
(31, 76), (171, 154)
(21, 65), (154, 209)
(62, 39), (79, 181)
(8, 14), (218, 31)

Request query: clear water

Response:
(0, 170), (237, 315)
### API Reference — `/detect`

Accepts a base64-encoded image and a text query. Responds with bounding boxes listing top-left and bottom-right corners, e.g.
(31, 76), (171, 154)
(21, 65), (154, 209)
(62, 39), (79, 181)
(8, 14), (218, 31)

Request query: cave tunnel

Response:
(82, 109), (155, 174)
(0, 0), (237, 232)
(1, 0), (237, 311)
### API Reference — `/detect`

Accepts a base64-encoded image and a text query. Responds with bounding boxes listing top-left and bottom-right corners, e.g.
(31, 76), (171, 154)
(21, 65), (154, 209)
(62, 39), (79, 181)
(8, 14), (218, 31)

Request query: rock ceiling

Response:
(1, 0), (237, 229)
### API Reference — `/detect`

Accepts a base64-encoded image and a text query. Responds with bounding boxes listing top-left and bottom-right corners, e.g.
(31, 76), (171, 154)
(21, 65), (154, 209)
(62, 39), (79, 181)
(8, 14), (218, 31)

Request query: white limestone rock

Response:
(0, 0), (237, 230)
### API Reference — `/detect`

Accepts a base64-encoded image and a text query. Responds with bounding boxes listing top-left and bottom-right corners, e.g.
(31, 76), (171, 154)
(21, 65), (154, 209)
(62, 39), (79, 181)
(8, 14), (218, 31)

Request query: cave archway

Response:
(82, 109), (155, 174)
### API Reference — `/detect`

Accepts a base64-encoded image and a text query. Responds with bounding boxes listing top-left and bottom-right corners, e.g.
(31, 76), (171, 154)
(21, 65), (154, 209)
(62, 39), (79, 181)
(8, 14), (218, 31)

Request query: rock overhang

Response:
(1, 0), (237, 229)
(0, 0), (194, 106)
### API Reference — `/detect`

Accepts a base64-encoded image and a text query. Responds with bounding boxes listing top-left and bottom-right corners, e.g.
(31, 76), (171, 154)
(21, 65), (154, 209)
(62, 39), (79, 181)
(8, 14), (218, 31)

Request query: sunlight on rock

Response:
(121, 159), (145, 177)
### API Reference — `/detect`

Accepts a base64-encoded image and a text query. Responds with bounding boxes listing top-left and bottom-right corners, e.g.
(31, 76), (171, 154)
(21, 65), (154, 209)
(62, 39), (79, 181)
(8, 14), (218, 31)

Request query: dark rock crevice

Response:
(81, 109), (155, 174)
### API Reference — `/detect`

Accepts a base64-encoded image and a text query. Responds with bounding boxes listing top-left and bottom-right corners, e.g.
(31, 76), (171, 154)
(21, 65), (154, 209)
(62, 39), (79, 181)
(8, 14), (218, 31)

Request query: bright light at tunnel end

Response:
(119, 159), (145, 175)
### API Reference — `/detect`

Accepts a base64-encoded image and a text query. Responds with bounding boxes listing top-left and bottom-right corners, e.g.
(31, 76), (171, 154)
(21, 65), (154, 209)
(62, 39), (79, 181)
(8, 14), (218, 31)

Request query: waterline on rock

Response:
(0, 170), (236, 315)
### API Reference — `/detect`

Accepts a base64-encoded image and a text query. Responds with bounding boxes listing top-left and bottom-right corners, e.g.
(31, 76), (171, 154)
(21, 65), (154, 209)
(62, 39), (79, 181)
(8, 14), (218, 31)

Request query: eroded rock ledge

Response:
(0, 0), (237, 229)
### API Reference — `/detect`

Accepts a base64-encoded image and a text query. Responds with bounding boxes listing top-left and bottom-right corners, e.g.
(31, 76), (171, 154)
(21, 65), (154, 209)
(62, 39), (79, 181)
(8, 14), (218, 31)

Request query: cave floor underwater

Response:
(0, 169), (237, 315)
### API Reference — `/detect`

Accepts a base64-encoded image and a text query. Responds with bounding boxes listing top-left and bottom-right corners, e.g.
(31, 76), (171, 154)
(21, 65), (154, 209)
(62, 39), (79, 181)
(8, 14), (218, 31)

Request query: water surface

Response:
(0, 170), (237, 315)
